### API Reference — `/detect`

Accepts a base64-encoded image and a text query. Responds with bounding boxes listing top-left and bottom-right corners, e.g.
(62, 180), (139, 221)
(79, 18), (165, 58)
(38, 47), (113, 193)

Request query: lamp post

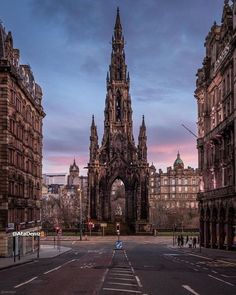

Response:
(77, 188), (83, 241)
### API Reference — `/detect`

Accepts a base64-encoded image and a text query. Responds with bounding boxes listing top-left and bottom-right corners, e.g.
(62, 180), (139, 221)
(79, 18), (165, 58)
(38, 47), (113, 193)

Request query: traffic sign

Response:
(115, 240), (123, 250)
(100, 223), (107, 227)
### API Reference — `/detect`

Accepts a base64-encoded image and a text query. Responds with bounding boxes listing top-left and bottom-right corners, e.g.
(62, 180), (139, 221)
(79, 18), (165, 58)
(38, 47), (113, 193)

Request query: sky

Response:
(0, 0), (225, 175)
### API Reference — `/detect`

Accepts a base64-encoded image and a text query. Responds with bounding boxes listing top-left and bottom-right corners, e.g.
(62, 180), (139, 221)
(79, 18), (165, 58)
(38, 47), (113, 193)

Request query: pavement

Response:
(168, 243), (236, 265)
(0, 244), (71, 270)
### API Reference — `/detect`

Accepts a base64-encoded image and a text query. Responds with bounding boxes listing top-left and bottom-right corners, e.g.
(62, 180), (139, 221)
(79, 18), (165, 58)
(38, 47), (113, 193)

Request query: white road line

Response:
(193, 268), (199, 272)
(182, 285), (200, 295)
(189, 253), (211, 260)
(44, 265), (62, 274)
(212, 270), (218, 274)
(102, 268), (109, 283)
(203, 267), (208, 270)
(135, 276), (142, 288)
(112, 273), (134, 277)
(221, 275), (236, 278)
(14, 276), (38, 288)
(109, 277), (135, 281)
(217, 259), (236, 266)
(208, 274), (234, 286)
(108, 282), (138, 287)
(111, 269), (133, 273)
(103, 287), (141, 293)
(131, 267), (135, 273)
(72, 241), (76, 245)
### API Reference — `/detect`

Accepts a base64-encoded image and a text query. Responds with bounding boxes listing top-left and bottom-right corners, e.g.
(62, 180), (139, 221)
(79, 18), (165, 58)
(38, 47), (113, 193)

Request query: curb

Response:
(0, 258), (36, 271)
(0, 248), (72, 270)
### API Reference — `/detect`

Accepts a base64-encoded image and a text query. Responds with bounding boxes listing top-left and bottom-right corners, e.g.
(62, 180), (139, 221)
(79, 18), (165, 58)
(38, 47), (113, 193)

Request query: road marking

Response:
(182, 285), (200, 295)
(203, 267), (208, 270)
(193, 268), (199, 272)
(44, 266), (61, 274)
(103, 287), (141, 293)
(221, 274), (236, 278)
(14, 276), (38, 288)
(109, 277), (135, 281)
(135, 275), (142, 287)
(72, 241), (76, 245)
(101, 268), (109, 283)
(112, 273), (134, 277)
(111, 269), (133, 273)
(189, 254), (211, 260)
(217, 259), (236, 266)
(108, 282), (138, 287)
(208, 274), (234, 286)
(212, 270), (218, 274)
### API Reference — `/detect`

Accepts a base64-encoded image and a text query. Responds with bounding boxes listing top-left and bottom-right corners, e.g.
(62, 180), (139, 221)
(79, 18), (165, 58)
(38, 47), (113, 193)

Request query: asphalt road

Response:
(0, 237), (235, 295)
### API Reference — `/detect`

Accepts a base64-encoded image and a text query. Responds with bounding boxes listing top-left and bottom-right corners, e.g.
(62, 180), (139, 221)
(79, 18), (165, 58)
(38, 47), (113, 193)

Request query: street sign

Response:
(100, 223), (107, 227)
(115, 240), (123, 250)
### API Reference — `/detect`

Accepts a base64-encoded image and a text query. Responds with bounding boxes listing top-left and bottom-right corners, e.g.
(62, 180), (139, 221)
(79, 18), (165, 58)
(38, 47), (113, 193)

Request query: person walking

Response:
(188, 237), (193, 248)
(177, 235), (181, 247)
(193, 237), (197, 248)
(186, 235), (189, 245)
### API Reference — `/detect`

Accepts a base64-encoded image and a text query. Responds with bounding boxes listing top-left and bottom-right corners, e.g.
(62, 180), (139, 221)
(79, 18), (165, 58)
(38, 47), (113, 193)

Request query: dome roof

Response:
(173, 151), (184, 169)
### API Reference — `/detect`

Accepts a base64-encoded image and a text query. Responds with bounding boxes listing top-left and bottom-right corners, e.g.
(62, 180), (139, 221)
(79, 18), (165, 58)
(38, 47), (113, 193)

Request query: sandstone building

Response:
(195, 0), (236, 249)
(149, 152), (199, 229)
(42, 160), (88, 230)
(0, 24), (45, 256)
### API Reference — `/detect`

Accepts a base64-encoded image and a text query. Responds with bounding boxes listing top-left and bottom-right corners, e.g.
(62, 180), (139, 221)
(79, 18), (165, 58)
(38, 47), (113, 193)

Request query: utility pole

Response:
(77, 188), (83, 241)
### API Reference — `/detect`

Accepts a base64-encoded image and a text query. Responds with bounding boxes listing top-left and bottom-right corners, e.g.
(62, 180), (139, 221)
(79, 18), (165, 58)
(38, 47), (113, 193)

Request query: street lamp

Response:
(77, 188), (83, 241)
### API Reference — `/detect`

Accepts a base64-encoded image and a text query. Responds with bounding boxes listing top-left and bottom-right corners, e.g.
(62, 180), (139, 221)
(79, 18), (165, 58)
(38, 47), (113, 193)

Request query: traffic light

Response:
(116, 223), (120, 235)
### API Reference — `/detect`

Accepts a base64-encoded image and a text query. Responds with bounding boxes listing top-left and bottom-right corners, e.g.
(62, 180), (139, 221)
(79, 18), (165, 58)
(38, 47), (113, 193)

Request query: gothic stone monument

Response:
(87, 9), (149, 233)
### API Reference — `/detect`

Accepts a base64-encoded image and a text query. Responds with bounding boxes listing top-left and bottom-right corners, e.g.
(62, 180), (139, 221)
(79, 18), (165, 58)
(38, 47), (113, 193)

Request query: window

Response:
(172, 187), (175, 192)
(171, 179), (175, 185)
(178, 187), (181, 192)
(184, 186), (188, 192)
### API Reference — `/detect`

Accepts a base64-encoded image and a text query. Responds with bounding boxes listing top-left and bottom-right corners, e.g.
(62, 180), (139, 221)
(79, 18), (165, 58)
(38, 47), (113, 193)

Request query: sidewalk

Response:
(0, 244), (71, 270)
(168, 243), (236, 264)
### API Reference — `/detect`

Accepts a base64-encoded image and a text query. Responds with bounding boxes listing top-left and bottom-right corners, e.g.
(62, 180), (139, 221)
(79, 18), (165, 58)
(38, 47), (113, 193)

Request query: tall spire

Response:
(90, 115), (99, 162)
(114, 7), (122, 33)
(138, 115), (147, 162)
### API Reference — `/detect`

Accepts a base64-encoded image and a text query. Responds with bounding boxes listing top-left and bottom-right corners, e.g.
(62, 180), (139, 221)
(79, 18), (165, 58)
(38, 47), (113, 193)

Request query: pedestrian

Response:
(188, 237), (193, 248)
(186, 235), (189, 245)
(193, 237), (197, 248)
(177, 235), (181, 247)
(180, 235), (184, 247)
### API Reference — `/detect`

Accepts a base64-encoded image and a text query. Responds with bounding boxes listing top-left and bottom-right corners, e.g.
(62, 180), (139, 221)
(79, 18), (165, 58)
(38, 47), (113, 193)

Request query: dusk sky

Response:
(1, 0), (224, 175)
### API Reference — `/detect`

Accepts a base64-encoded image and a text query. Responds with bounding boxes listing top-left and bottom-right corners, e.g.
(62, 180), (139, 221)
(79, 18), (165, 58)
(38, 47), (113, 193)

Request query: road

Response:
(0, 236), (235, 295)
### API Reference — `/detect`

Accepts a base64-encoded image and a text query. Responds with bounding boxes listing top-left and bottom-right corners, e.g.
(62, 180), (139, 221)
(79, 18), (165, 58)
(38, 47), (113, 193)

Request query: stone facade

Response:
(42, 160), (88, 230)
(149, 153), (199, 229)
(87, 9), (149, 233)
(0, 24), (45, 256)
(195, 0), (236, 249)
